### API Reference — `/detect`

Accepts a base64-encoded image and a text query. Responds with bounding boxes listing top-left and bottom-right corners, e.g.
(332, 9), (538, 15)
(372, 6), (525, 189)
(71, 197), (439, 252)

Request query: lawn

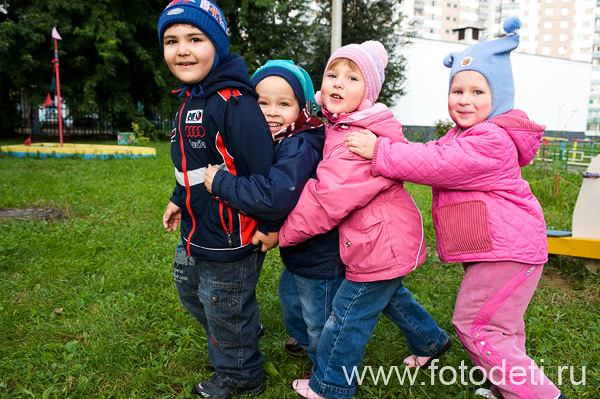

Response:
(0, 140), (598, 398)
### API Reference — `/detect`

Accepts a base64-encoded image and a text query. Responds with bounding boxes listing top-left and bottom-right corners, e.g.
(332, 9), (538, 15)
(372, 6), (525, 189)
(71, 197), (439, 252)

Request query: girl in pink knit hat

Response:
(278, 41), (451, 399)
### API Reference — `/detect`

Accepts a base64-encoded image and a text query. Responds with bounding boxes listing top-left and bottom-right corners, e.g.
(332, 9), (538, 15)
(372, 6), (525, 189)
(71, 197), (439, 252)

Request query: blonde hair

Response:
(327, 58), (361, 74)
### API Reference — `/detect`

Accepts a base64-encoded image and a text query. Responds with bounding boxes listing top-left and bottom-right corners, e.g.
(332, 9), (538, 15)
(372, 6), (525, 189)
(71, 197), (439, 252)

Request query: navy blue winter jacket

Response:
(210, 118), (344, 280)
(169, 53), (275, 262)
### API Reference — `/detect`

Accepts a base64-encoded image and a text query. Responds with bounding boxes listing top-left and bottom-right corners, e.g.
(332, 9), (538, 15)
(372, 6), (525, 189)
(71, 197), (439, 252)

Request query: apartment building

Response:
(399, 0), (599, 135)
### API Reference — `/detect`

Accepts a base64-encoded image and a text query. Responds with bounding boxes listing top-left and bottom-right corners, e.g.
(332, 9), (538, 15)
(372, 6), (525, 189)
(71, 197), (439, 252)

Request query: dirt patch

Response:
(0, 207), (64, 221)
(540, 268), (573, 291)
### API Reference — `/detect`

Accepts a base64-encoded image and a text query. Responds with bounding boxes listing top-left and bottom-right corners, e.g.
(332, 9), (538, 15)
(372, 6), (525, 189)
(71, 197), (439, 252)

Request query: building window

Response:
(559, 34), (568, 41)
(543, 34), (552, 42)
(542, 47), (551, 55)
(544, 21), (553, 29)
(545, 8), (554, 16)
(561, 8), (569, 16)
(560, 21), (569, 29)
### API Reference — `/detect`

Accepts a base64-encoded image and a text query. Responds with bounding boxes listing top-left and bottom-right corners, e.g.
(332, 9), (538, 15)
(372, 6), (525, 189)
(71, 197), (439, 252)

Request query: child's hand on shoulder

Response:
(345, 129), (377, 160)
(204, 164), (219, 193)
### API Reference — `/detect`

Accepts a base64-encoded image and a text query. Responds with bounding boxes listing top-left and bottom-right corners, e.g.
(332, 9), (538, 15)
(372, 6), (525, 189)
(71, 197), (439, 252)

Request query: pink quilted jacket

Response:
(279, 104), (427, 282)
(372, 109), (548, 265)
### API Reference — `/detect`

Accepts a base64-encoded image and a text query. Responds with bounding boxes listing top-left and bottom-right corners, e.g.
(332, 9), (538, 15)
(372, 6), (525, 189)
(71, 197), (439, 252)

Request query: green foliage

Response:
(0, 0), (412, 136)
(0, 0), (172, 134)
(434, 118), (455, 138)
(0, 141), (598, 398)
(308, 0), (411, 106)
(131, 116), (159, 142)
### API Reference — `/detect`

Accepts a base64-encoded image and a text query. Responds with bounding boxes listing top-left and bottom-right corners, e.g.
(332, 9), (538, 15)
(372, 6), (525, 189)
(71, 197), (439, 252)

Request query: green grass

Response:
(0, 140), (598, 398)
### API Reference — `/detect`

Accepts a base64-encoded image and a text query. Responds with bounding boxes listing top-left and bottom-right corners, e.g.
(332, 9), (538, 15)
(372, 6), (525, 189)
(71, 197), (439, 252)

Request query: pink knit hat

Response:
(322, 40), (388, 111)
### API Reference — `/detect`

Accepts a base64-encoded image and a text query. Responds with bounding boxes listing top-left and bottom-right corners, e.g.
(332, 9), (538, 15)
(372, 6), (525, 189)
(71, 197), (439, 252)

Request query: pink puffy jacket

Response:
(372, 109), (548, 265)
(279, 104), (427, 282)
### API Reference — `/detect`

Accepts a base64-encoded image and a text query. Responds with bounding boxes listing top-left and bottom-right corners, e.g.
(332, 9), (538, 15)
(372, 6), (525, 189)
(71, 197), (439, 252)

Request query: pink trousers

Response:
(452, 261), (561, 399)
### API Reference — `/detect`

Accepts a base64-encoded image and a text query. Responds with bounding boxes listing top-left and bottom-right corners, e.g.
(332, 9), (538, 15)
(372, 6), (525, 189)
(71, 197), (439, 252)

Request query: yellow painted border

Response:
(0, 143), (155, 158)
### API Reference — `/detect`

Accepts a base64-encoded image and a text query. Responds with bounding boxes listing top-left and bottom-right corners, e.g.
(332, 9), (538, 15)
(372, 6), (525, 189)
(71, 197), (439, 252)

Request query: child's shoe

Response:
(285, 337), (307, 357)
(292, 379), (324, 399)
(403, 337), (452, 368)
(193, 374), (265, 398)
(475, 388), (499, 399)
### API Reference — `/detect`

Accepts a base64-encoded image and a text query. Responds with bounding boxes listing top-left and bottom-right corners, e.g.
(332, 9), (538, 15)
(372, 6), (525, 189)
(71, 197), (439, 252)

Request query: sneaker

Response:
(193, 374), (265, 399)
(475, 388), (498, 399)
(284, 337), (307, 357)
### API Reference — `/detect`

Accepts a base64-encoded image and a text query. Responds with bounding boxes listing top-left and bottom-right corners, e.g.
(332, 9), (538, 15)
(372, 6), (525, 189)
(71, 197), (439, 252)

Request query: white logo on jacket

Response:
(186, 109), (203, 124)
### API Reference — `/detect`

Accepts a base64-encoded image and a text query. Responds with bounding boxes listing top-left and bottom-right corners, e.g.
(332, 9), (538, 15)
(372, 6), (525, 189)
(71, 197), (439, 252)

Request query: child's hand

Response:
(345, 129), (377, 159)
(204, 164), (219, 193)
(162, 201), (181, 232)
(252, 230), (279, 252)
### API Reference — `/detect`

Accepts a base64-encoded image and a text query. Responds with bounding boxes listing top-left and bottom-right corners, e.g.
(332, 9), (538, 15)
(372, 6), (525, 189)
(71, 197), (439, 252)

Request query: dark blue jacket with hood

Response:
(169, 53), (274, 262)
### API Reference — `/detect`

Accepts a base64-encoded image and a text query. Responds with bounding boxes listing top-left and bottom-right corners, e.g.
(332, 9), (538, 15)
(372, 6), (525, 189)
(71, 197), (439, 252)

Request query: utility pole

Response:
(331, 0), (342, 54)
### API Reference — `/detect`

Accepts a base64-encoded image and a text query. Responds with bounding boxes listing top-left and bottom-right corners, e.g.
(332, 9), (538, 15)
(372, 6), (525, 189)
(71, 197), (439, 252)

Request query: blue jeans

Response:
(173, 242), (265, 388)
(309, 276), (448, 399)
(278, 267), (343, 364)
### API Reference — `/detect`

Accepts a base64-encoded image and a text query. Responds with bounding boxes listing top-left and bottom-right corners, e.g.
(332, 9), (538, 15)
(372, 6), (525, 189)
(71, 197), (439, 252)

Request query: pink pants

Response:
(452, 261), (561, 399)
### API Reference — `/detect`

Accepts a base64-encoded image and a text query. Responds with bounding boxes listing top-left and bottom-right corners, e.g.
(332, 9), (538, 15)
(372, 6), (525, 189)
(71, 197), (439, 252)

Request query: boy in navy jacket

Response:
(158, 1), (274, 397)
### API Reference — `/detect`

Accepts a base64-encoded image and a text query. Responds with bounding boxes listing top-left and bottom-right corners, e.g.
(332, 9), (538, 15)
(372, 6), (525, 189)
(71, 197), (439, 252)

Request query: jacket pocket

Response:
(436, 200), (493, 255)
(339, 217), (390, 273)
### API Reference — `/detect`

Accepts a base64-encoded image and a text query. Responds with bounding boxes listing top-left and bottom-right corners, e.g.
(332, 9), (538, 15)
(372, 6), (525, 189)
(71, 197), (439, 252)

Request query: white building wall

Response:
(391, 38), (590, 133)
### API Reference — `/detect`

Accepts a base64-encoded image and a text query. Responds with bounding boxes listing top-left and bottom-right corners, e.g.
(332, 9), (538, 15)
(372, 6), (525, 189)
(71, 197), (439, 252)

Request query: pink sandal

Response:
(292, 379), (325, 399)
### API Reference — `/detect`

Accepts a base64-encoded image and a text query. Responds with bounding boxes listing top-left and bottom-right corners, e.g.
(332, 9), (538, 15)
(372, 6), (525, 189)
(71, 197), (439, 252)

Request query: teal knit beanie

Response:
(251, 60), (318, 113)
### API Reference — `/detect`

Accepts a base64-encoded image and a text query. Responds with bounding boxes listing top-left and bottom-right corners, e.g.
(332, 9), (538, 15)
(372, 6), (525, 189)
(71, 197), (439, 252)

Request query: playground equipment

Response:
(547, 154), (600, 273)
(0, 142), (155, 159)
(536, 137), (598, 169)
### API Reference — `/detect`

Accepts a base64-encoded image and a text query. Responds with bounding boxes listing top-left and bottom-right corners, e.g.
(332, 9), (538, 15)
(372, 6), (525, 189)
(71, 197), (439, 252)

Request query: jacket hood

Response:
(324, 103), (406, 143)
(486, 109), (545, 166)
(174, 53), (257, 99)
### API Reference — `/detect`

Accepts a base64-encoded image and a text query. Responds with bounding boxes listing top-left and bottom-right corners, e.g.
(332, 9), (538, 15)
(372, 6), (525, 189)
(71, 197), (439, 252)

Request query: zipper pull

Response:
(227, 234), (233, 248)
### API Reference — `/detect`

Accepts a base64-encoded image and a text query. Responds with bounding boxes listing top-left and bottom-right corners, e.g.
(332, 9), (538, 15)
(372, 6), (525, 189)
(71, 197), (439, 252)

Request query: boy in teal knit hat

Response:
(205, 60), (345, 371)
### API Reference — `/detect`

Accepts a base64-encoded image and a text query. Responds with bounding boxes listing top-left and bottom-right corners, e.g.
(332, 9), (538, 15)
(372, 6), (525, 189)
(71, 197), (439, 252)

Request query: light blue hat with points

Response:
(444, 17), (521, 119)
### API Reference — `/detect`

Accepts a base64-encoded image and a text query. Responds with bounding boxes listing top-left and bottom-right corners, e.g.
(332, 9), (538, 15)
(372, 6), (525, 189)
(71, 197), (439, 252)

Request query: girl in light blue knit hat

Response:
(346, 18), (567, 399)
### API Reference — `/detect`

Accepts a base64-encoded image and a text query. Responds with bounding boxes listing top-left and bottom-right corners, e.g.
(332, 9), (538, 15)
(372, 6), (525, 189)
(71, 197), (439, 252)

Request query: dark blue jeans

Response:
(278, 267), (344, 364)
(309, 276), (448, 399)
(173, 242), (265, 388)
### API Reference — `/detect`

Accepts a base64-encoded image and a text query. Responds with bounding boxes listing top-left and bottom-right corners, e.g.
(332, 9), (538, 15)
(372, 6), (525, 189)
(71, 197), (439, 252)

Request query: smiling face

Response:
(448, 70), (492, 129)
(163, 24), (216, 85)
(255, 76), (300, 136)
(320, 59), (365, 115)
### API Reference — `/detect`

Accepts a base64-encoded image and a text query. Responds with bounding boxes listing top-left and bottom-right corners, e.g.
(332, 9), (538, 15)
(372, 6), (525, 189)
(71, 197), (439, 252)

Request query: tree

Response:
(219, 0), (320, 75)
(0, 0), (170, 135)
(0, 0), (411, 136)
(309, 0), (412, 106)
